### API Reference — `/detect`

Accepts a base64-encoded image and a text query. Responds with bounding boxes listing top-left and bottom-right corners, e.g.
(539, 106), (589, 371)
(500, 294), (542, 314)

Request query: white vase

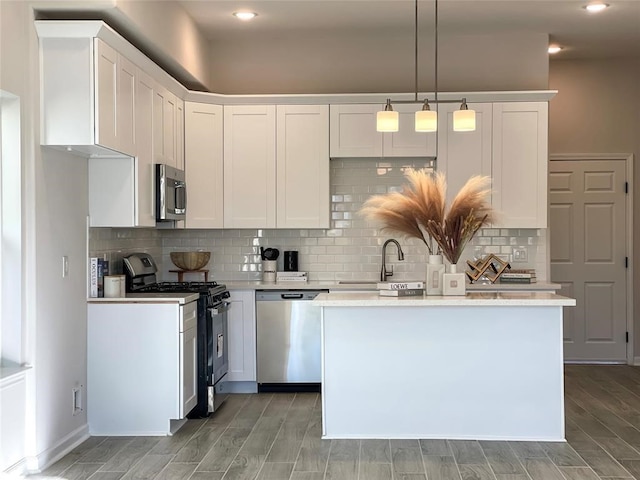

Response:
(426, 254), (445, 295)
(443, 262), (466, 296)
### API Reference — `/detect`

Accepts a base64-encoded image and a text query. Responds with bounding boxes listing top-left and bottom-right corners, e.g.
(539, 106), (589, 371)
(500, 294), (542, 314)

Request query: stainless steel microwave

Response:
(156, 164), (186, 221)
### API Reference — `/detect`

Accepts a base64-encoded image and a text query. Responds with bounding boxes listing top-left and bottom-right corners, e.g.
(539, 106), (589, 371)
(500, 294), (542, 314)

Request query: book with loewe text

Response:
(499, 277), (537, 283)
(379, 288), (424, 297)
(377, 281), (425, 290)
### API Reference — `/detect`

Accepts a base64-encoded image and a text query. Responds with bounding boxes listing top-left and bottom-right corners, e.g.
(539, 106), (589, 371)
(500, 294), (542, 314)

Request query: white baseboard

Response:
(633, 357), (640, 366)
(26, 424), (89, 474)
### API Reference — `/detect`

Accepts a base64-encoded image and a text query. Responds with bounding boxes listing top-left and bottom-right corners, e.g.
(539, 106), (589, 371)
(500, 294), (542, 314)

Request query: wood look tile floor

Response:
(32, 365), (640, 480)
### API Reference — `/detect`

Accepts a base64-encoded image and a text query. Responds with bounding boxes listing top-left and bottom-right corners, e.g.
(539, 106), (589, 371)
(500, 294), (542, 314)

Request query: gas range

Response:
(134, 281), (230, 305)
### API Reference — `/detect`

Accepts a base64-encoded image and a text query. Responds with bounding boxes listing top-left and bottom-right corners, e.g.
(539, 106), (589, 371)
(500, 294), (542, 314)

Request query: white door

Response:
(549, 158), (628, 362)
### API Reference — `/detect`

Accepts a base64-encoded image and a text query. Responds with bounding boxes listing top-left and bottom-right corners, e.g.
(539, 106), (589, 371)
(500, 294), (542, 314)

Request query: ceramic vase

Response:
(443, 263), (466, 296)
(426, 254), (445, 295)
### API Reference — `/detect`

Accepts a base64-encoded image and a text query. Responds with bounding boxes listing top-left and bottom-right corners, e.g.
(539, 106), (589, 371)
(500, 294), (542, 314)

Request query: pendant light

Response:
(377, 99), (399, 132)
(453, 98), (476, 131)
(375, 0), (475, 134)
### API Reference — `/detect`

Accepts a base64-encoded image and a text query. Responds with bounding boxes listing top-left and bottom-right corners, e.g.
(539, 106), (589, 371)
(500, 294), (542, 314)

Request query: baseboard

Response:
(223, 381), (257, 394)
(3, 457), (28, 476)
(633, 357), (640, 366)
(25, 423), (89, 473)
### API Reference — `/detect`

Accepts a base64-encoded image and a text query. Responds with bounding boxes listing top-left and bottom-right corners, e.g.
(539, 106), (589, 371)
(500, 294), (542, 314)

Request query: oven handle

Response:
(209, 301), (231, 315)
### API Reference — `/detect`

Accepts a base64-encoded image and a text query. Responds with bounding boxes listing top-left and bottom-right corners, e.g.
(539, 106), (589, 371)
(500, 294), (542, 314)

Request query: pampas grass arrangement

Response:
(360, 169), (493, 265)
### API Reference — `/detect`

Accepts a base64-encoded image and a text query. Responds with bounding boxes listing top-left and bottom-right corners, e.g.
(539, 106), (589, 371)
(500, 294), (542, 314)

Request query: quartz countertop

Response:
(313, 291), (576, 307)
(87, 292), (199, 304)
(221, 280), (560, 292)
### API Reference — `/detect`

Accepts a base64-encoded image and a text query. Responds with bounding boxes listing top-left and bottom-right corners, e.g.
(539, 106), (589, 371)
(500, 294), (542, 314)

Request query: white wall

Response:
(1, 1), (90, 472)
(548, 57), (640, 355)
(208, 32), (549, 94)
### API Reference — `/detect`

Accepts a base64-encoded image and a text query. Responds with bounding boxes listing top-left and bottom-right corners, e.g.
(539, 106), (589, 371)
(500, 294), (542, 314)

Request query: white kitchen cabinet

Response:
(176, 100), (185, 171)
(87, 299), (198, 435)
(153, 85), (180, 169)
(227, 290), (257, 383)
(329, 104), (436, 158)
(39, 36), (137, 157)
(184, 102), (224, 228)
(436, 103), (492, 205)
(277, 105), (330, 228)
(133, 69), (156, 227)
(223, 104), (329, 229)
(492, 102), (548, 228)
(223, 105), (277, 228)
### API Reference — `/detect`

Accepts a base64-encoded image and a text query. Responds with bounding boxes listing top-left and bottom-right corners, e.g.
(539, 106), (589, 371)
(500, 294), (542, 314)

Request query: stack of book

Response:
(499, 269), (537, 284)
(89, 257), (110, 297)
(276, 271), (308, 283)
(377, 281), (425, 297)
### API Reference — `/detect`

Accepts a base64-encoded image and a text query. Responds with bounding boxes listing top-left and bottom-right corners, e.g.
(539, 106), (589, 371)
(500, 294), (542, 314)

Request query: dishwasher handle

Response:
(281, 293), (304, 299)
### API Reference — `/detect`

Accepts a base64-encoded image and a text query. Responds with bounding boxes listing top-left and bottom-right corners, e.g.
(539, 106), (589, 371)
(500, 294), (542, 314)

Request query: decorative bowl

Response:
(170, 251), (211, 271)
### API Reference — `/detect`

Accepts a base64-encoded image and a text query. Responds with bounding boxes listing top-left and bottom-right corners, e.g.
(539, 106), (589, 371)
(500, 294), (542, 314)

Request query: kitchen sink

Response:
(338, 281), (378, 285)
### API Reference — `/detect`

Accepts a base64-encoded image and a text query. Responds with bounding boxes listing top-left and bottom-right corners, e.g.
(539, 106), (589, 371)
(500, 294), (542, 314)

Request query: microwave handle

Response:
(175, 181), (186, 213)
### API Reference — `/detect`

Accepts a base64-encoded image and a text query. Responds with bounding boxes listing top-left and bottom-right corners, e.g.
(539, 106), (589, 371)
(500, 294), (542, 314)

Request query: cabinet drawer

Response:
(181, 301), (197, 332)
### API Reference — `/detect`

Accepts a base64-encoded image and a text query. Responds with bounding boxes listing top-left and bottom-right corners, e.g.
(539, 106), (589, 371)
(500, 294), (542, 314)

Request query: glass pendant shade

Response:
(377, 100), (399, 132)
(453, 106), (476, 132)
(415, 109), (437, 132)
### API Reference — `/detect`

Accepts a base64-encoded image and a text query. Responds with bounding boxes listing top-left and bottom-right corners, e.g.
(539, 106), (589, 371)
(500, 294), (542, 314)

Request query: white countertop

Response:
(313, 291), (576, 307)
(222, 280), (560, 292)
(87, 292), (199, 304)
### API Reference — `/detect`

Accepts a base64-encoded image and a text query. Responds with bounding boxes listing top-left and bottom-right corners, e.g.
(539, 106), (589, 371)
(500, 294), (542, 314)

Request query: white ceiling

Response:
(178, 0), (640, 60)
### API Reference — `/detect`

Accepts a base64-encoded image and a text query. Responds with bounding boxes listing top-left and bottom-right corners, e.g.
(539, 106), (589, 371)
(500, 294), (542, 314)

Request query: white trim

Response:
(24, 424), (89, 474)
(550, 154), (634, 365)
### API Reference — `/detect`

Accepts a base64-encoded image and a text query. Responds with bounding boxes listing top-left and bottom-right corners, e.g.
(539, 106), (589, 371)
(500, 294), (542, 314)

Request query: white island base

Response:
(316, 293), (575, 441)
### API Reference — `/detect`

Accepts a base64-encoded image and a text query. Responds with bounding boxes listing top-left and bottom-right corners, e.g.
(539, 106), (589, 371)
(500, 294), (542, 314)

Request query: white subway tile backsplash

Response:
(90, 158), (547, 282)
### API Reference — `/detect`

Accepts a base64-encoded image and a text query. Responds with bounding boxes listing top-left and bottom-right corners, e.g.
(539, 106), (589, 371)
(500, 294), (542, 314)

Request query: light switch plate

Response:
(62, 256), (69, 277)
(512, 247), (528, 262)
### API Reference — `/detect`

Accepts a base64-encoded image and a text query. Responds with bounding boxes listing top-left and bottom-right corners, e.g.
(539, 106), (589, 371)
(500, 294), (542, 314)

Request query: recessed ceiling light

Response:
(548, 45), (563, 54)
(233, 11), (258, 21)
(583, 3), (610, 13)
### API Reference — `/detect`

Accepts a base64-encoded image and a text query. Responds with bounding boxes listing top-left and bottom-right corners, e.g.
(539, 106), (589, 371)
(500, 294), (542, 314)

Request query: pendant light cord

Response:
(414, 0), (418, 102)
(434, 0), (438, 106)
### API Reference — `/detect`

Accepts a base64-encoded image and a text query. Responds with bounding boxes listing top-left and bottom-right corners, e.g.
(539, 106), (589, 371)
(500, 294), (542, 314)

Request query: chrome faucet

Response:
(380, 239), (405, 281)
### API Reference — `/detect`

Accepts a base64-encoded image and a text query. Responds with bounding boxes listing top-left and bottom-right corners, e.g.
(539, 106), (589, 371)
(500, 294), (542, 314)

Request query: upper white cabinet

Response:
(184, 102), (224, 228)
(329, 104), (436, 158)
(40, 37), (138, 157)
(223, 104), (329, 229)
(492, 102), (548, 228)
(153, 86), (184, 171)
(134, 70), (156, 227)
(224, 105), (277, 228)
(277, 105), (330, 228)
(436, 103), (493, 206)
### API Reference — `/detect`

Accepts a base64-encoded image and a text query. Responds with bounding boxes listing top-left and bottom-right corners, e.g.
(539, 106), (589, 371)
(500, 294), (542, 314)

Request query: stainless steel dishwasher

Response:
(255, 290), (328, 392)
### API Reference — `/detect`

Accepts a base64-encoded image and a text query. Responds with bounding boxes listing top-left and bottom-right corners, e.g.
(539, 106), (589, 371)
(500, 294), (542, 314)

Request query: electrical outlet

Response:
(62, 256), (69, 278)
(72, 385), (83, 415)
(512, 247), (528, 262)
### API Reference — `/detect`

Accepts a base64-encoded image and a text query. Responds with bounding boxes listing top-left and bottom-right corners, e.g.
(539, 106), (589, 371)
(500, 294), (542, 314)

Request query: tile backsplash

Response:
(90, 158), (547, 282)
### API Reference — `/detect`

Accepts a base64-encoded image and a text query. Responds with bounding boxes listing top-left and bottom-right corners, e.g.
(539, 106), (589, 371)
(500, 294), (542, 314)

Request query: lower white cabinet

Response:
(227, 290), (257, 382)
(87, 300), (197, 435)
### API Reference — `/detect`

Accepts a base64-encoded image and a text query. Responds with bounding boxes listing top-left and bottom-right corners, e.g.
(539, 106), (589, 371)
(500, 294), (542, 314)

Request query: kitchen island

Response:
(313, 292), (575, 441)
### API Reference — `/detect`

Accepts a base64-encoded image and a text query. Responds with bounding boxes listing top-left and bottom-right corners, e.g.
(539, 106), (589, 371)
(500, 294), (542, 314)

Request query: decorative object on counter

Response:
(169, 269), (209, 282)
(360, 169), (493, 296)
(170, 251), (211, 271)
(377, 281), (424, 290)
(276, 271), (308, 283)
(465, 254), (510, 284)
(426, 254), (445, 295)
(284, 250), (299, 271)
(104, 275), (126, 298)
(500, 268), (537, 284)
(260, 247), (280, 282)
(379, 288), (424, 297)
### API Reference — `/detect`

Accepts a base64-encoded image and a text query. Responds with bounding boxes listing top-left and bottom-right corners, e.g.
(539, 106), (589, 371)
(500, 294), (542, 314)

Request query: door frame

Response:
(550, 153), (634, 364)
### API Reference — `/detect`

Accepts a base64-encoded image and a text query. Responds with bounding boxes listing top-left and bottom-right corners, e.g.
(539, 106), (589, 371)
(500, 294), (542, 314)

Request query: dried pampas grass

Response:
(360, 170), (492, 263)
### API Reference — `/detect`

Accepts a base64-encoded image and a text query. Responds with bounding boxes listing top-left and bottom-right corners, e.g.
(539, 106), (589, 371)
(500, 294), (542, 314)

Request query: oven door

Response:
(207, 300), (230, 412)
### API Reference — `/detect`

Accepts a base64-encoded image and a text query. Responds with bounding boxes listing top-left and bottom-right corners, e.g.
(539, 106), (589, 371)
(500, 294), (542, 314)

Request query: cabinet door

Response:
(176, 99), (185, 171)
(185, 102), (224, 228)
(329, 104), (382, 157)
(117, 55), (136, 156)
(224, 105), (276, 228)
(135, 70), (156, 227)
(383, 104), (437, 157)
(227, 290), (256, 382)
(153, 85), (177, 169)
(437, 103), (492, 206)
(180, 326), (198, 417)
(492, 102), (548, 228)
(277, 105), (330, 228)
(164, 93), (178, 169)
(94, 39), (118, 152)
